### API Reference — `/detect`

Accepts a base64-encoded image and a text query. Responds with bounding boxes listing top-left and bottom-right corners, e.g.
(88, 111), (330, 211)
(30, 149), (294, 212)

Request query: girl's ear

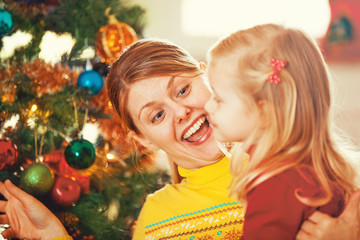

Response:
(257, 100), (270, 128)
(127, 131), (160, 153)
(257, 100), (266, 112)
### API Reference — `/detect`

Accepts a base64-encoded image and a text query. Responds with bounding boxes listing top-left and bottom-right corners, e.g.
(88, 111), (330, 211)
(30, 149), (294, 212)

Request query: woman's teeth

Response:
(183, 116), (206, 140)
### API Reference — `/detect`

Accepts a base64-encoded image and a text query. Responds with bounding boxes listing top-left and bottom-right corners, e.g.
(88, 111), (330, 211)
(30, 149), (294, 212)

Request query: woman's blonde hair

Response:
(208, 23), (358, 205)
(107, 39), (204, 183)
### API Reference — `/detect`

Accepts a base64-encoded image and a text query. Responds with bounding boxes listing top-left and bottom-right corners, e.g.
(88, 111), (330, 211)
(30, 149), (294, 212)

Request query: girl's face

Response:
(127, 73), (223, 170)
(205, 56), (259, 143)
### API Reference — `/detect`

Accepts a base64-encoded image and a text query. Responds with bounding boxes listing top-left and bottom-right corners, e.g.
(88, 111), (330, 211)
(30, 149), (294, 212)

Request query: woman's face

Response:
(127, 73), (223, 170)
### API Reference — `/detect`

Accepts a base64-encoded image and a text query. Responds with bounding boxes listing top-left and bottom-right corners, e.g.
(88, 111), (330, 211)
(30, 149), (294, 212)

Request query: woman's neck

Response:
(170, 153), (225, 171)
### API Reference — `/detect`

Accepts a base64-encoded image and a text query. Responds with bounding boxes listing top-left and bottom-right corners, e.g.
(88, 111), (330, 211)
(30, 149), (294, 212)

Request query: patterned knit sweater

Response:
(132, 156), (244, 240)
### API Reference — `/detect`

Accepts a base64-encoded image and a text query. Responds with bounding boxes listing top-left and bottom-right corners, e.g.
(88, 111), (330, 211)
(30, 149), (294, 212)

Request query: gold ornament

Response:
(95, 8), (138, 65)
(23, 104), (51, 129)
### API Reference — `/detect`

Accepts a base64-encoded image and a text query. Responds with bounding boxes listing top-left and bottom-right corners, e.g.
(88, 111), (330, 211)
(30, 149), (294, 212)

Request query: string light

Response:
(106, 153), (115, 160)
(30, 104), (37, 112)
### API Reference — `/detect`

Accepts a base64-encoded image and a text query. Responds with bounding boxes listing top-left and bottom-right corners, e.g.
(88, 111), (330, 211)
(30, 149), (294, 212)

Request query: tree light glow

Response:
(0, 30), (33, 59)
(38, 31), (76, 64)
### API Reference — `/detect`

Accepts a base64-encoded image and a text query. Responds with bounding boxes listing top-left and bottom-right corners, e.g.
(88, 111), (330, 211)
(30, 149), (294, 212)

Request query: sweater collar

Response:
(178, 156), (230, 186)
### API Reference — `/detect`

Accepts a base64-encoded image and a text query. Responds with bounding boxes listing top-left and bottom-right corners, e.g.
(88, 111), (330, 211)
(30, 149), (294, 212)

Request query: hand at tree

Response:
(0, 180), (68, 240)
(296, 189), (360, 240)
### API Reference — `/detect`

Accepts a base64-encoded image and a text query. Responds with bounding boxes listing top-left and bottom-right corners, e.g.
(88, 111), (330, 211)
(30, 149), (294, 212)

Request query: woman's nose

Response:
(175, 104), (191, 123)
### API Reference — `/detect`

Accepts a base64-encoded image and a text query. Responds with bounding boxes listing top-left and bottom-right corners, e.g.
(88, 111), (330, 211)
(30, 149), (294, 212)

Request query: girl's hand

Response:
(0, 180), (68, 240)
(296, 189), (360, 240)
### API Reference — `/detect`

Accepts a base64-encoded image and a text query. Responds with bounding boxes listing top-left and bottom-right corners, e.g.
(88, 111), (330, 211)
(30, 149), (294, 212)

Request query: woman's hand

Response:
(296, 189), (360, 240)
(0, 180), (68, 240)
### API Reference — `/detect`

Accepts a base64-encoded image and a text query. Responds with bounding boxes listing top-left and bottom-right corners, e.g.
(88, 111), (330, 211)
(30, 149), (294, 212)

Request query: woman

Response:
(0, 39), (358, 240)
(107, 39), (245, 239)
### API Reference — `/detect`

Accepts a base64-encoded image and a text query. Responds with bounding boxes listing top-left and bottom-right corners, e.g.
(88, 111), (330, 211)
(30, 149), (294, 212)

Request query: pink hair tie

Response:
(266, 58), (287, 84)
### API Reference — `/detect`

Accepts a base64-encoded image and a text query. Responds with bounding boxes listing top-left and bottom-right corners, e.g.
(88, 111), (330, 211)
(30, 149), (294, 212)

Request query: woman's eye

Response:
(177, 85), (189, 97)
(152, 110), (164, 123)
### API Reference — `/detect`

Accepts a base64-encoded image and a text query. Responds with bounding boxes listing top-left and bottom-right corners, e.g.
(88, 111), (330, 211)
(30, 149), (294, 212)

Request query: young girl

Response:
(205, 23), (359, 239)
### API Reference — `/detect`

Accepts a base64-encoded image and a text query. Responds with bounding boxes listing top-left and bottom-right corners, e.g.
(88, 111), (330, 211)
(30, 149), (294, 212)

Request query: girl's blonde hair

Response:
(107, 39), (204, 183)
(208, 23), (358, 205)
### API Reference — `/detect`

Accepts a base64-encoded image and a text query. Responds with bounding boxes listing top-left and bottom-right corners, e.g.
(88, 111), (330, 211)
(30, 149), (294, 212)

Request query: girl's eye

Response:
(177, 85), (189, 97)
(152, 110), (164, 123)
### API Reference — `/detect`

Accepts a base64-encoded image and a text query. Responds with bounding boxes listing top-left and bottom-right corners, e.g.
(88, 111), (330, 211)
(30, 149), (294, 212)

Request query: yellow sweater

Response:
(49, 236), (73, 240)
(132, 156), (244, 240)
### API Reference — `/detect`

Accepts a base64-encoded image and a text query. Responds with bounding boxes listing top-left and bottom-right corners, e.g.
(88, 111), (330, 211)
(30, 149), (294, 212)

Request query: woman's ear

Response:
(127, 131), (160, 153)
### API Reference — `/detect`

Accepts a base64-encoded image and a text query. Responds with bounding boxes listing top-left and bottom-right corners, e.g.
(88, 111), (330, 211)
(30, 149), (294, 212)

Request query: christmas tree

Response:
(0, 0), (170, 239)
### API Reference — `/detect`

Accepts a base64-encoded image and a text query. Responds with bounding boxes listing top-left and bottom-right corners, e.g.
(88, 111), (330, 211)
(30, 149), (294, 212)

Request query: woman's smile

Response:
(182, 115), (212, 145)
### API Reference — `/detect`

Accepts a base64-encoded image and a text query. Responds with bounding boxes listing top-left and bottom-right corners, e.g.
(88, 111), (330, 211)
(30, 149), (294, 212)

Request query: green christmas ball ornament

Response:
(64, 139), (96, 169)
(21, 163), (55, 196)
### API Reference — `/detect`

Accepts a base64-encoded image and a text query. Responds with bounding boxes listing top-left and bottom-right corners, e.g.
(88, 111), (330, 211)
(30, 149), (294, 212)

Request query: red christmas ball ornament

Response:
(58, 157), (91, 194)
(51, 175), (81, 207)
(95, 8), (138, 65)
(0, 138), (18, 170)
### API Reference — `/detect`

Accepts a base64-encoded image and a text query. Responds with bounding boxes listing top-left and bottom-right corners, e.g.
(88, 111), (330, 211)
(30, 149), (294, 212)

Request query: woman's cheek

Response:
(199, 89), (212, 106)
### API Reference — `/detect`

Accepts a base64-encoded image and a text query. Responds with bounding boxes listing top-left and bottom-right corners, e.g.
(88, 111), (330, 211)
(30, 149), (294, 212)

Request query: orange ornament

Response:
(95, 8), (138, 66)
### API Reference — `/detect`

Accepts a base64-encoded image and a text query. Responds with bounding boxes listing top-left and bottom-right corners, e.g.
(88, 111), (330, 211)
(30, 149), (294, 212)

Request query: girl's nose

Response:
(175, 105), (191, 124)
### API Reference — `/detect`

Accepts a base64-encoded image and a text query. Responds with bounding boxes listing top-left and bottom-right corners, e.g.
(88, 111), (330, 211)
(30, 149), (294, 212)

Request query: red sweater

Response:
(241, 166), (345, 240)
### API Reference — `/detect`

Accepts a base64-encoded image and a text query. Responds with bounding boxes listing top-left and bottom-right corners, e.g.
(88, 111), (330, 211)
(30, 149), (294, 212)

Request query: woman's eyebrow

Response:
(138, 101), (156, 120)
(167, 76), (176, 90)
(138, 76), (177, 120)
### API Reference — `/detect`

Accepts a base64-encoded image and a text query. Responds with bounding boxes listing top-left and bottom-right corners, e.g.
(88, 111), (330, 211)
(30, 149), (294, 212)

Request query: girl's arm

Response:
(0, 180), (70, 240)
(295, 189), (360, 240)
